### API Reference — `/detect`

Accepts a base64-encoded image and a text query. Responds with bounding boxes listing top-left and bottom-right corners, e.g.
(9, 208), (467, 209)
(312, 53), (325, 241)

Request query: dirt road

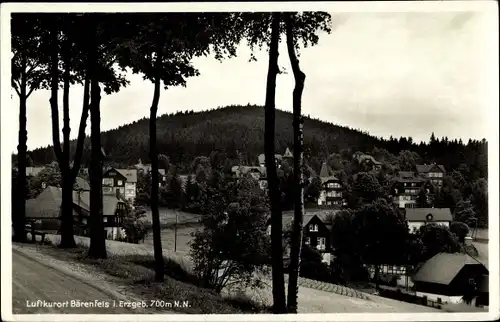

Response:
(12, 249), (141, 314)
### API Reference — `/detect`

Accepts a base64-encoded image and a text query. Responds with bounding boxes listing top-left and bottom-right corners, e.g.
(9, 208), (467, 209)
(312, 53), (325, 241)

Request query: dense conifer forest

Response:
(22, 104), (488, 180)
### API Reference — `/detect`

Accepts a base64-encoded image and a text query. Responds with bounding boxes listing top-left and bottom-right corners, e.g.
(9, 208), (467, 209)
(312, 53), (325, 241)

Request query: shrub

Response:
(450, 221), (470, 244)
(189, 173), (270, 293)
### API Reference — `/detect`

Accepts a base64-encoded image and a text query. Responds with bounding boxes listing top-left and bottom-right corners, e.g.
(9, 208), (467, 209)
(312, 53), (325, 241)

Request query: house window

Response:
(310, 224), (318, 232)
(411, 183), (416, 187)
(103, 217), (107, 223)
(327, 201), (331, 206)
(304, 237), (310, 245)
(317, 237), (326, 250)
(404, 183), (407, 187)
(117, 180), (123, 186)
(102, 178), (114, 186)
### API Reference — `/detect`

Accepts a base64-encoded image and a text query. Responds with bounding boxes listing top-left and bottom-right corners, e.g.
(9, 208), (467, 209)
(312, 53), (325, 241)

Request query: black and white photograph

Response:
(1, 1), (498, 321)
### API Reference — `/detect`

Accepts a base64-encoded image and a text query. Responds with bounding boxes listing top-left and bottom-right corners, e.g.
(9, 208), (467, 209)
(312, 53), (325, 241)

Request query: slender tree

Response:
(11, 14), (48, 242)
(283, 12), (332, 312)
(284, 13), (306, 313)
(263, 13), (287, 313)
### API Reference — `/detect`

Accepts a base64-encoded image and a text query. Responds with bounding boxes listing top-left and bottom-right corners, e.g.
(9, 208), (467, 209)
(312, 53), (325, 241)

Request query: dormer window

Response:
(309, 224), (318, 232)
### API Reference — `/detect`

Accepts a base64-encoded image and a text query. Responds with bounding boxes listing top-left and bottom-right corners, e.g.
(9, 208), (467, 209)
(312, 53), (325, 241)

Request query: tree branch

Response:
(12, 81), (21, 97)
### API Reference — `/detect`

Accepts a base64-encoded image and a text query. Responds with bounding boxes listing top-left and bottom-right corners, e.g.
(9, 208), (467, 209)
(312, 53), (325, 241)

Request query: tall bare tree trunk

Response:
(285, 14), (306, 313)
(150, 50), (165, 282)
(265, 12), (287, 314)
(88, 25), (106, 259)
(59, 36), (77, 248)
(13, 54), (28, 243)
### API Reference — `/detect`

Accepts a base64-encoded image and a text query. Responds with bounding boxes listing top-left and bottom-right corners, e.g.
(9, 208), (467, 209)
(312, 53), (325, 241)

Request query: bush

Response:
(451, 221), (470, 244)
(189, 173), (270, 293)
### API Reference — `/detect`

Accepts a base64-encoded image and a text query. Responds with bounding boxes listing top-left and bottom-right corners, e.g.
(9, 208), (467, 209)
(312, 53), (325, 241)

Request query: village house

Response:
(416, 163), (446, 188)
(412, 252), (489, 304)
(317, 162), (345, 208)
(231, 165), (271, 190)
(392, 171), (426, 209)
(102, 167), (138, 202)
(257, 147), (293, 168)
(134, 159), (168, 185)
(354, 153), (383, 172)
(73, 189), (128, 240)
(25, 184), (128, 240)
(267, 211), (336, 265)
(404, 208), (453, 233)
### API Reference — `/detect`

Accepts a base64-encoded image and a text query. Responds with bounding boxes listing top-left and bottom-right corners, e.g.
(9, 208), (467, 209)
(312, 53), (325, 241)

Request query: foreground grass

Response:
(35, 241), (270, 314)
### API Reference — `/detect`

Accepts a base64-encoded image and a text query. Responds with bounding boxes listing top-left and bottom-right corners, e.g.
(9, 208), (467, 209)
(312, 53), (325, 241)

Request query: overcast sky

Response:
(8, 10), (497, 152)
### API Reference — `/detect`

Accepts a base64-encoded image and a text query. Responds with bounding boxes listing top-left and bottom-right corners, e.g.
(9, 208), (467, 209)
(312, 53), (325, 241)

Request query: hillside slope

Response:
(26, 104), (487, 178)
(28, 105), (388, 170)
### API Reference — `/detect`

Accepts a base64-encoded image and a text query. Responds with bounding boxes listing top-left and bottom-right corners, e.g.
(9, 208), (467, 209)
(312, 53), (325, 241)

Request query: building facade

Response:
(392, 171), (426, 209)
(416, 163), (446, 188)
(317, 162), (345, 207)
(102, 168), (137, 202)
(405, 208), (453, 233)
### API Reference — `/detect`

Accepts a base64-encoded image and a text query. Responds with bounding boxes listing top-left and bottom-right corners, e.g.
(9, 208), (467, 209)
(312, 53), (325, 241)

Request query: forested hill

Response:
(26, 104), (487, 177)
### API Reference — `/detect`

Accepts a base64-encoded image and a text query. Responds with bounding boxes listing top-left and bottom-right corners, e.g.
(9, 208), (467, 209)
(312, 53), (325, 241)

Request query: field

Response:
(142, 207), (201, 227)
(143, 227), (198, 256)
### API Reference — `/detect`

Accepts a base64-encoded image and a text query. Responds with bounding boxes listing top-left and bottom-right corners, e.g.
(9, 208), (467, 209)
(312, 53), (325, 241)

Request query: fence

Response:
(378, 288), (442, 310)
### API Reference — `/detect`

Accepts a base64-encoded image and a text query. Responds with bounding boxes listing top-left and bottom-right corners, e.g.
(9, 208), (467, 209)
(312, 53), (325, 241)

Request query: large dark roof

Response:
(413, 253), (487, 285)
(26, 186), (125, 219)
(405, 208), (452, 222)
(25, 186), (62, 219)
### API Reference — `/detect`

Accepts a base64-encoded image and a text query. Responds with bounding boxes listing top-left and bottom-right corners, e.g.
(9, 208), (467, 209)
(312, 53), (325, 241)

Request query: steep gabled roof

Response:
(115, 168), (138, 183)
(319, 162), (339, 183)
(405, 208), (452, 222)
(416, 164), (446, 174)
(74, 177), (91, 191)
(413, 253), (487, 285)
(283, 147), (293, 158)
(25, 186), (62, 218)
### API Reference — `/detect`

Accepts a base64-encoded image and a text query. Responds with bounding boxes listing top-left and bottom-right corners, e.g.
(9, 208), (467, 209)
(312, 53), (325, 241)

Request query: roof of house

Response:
(275, 209), (339, 231)
(73, 177), (91, 191)
(115, 168), (138, 183)
(319, 162), (339, 183)
(396, 171), (425, 183)
(283, 147), (293, 158)
(356, 154), (382, 165)
(258, 153), (283, 165)
(26, 185), (126, 219)
(405, 208), (453, 222)
(26, 166), (45, 177)
(416, 164), (446, 173)
(25, 186), (62, 219)
(413, 253), (486, 285)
